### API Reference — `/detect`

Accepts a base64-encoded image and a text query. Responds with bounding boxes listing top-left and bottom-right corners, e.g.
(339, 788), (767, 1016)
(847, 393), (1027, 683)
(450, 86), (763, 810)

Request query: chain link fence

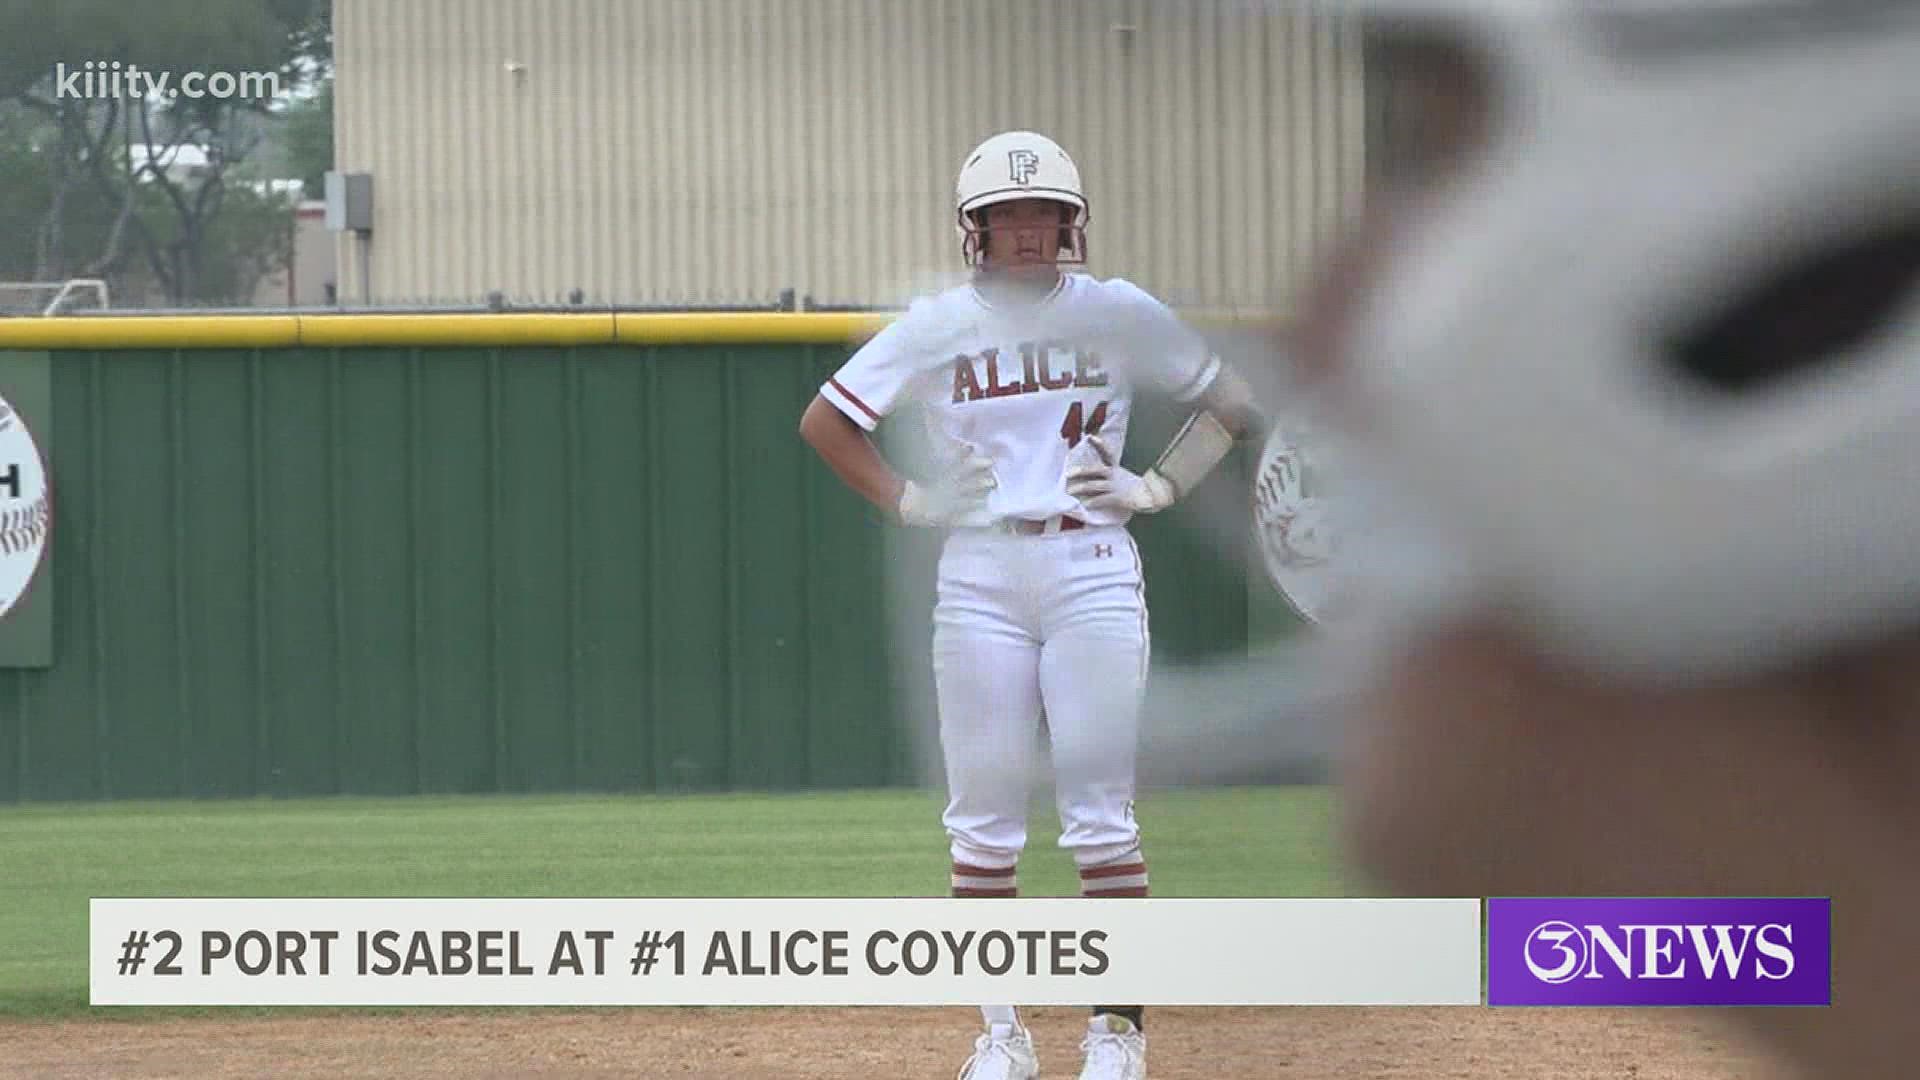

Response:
(0, 281), (920, 318)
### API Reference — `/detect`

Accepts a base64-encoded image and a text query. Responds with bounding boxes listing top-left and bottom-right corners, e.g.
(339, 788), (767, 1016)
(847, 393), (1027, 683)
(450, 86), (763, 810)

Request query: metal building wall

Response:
(332, 0), (1366, 311)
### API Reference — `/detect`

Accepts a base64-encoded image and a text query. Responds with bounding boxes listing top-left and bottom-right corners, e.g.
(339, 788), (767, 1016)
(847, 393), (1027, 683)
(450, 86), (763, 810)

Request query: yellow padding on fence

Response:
(610, 312), (892, 345)
(296, 313), (619, 347)
(0, 315), (304, 349)
(0, 309), (1273, 351)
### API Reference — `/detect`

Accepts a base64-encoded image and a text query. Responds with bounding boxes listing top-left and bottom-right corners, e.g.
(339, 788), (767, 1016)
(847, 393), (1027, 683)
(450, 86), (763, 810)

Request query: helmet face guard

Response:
(957, 197), (1089, 270)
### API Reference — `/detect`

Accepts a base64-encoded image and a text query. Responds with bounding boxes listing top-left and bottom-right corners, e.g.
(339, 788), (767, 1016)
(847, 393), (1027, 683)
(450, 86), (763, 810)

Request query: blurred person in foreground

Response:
(1255, 3), (1920, 1077)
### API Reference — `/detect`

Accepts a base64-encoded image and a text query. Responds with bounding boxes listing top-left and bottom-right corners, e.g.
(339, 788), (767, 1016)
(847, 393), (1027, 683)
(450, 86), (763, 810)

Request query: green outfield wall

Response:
(0, 315), (1275, 803)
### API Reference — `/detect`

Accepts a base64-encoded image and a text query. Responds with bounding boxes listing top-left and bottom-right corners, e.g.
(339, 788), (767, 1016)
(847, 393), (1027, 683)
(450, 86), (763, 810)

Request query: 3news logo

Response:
(1485, 898), (1831, 1006)
(1522, 919), (1794, 985)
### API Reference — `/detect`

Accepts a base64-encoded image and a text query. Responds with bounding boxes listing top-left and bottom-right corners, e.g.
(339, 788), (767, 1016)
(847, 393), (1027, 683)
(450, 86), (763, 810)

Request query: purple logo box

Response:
(1486, 898), (1831, 1006)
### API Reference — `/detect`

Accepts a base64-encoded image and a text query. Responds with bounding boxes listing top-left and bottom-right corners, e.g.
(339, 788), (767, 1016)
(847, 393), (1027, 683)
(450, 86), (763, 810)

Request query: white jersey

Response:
(819, 272), (1222, 528)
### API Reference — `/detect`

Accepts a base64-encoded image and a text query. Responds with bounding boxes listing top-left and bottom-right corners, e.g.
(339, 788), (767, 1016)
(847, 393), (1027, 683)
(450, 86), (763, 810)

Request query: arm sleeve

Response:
(1106, 279), (1222, 405)
(818, 301), (932, 432)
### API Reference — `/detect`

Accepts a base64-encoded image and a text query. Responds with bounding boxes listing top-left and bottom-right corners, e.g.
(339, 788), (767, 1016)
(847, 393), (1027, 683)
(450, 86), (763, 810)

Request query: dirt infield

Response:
(0, 1006), (1792, 1079)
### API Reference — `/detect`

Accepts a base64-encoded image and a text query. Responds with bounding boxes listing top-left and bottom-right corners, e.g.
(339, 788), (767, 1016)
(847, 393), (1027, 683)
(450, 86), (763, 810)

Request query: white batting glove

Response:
(898, 447), (998, 526)
(1064, 435), (1175, 514)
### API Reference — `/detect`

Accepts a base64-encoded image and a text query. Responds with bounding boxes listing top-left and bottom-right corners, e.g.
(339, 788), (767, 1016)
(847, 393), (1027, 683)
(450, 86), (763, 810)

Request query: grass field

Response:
(0, 784), (1346, 1020)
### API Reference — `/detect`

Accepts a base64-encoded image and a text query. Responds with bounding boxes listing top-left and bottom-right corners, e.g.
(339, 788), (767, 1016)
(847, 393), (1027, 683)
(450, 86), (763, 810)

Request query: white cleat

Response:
(956, 1021), (1040, 1080)
(1077, 1014), (1147, 1080)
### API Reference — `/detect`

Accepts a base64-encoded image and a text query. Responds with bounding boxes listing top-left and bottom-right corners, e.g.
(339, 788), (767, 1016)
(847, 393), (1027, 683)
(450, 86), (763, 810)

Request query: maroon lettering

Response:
(951, 354), (983, 404)
(1039, 345), (1074, 391)
(1073, 351), (1110, 388)
(1019, 344), (1041, 394)
(984, 349), (1023, 398)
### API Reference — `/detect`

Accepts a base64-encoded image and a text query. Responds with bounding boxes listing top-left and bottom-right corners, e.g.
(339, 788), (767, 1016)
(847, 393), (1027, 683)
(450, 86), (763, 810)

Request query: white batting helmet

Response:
(955, 130), (1090, 267)
(1281, 0), (1920, 683)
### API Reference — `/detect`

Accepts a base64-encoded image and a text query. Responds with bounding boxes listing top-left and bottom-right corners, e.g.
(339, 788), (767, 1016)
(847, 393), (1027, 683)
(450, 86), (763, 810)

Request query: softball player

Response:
(799, 129), (1256, 1080)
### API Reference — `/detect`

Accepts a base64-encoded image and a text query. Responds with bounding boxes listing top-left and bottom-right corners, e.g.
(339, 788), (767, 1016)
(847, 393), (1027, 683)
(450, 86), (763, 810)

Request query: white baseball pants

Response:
(932, 520), (1152, 879)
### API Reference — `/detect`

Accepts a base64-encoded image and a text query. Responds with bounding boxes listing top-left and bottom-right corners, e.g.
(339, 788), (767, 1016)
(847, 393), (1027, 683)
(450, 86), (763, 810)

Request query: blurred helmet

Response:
(1285, 0), (1920, 681)
(955, 131), (1090, 268)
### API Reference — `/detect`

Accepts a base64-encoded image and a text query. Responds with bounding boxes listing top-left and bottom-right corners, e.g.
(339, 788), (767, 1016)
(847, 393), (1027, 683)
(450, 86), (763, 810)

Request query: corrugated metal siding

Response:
(0, 344), (1257, 804)
(333, 0), (1366, 311)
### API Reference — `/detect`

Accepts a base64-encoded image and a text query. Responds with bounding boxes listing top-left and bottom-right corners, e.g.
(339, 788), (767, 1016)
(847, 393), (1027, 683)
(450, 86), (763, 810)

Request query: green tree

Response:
(0, 100), (133, 291)
(171, 181), (296, 304)
(0, 0), (328, 304)
(281, 76), (332, 197)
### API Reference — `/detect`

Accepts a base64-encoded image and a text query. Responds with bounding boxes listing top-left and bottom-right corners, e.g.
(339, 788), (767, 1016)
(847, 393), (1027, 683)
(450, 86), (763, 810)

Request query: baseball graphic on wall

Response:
(0, 390), (51, 619)
(1253, 415), (1356, 626)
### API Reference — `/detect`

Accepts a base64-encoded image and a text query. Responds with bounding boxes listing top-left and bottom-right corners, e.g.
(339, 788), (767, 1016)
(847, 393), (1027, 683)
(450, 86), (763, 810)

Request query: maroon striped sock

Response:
(951, 862), (1017, 898)
(1079, 857), (1148, 899)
